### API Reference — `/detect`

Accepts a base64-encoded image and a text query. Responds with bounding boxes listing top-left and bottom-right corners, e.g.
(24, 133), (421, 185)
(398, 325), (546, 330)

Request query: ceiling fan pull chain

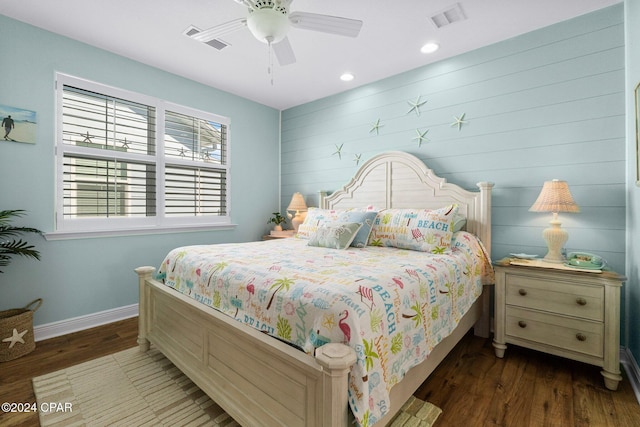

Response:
(267, 38), (275, 86)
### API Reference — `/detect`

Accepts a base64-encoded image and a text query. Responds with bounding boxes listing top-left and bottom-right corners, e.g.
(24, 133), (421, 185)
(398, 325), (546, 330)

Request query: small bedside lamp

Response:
(287, 192), (308, 232)
(529, 179), (580, 263)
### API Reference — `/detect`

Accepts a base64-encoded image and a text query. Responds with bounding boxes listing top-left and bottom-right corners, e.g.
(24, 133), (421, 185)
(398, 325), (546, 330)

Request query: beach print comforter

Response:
(158, 231), (494, 426)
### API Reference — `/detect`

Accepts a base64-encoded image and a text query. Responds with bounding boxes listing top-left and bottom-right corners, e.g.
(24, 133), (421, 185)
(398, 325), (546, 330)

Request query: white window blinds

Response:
(55, 74), (231, 235)
(61, 86), (157, 219)
(164, 110), (227, 217)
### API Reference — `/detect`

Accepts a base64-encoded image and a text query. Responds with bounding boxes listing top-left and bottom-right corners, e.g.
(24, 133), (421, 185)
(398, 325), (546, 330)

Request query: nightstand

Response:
(262, 231), (295, 240)
(492, 259), (624, 391)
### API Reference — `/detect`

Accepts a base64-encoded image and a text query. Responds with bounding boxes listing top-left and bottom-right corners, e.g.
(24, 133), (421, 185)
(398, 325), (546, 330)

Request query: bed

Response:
(135, 151), (494, 426)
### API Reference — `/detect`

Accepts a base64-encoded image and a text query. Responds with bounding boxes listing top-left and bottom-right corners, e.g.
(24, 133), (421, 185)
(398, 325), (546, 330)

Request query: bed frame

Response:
(135, 151), (493, 426)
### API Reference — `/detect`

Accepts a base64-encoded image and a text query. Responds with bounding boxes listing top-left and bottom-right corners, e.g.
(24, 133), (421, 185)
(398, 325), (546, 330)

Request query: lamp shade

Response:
(529, 179), (580, 213)
(529, 179), (579, 263)
(287, 192), (307, 212)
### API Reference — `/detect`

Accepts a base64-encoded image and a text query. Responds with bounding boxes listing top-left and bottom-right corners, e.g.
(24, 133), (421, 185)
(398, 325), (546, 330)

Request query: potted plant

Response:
(0, 209), (43, 362)
(267, 212), (287, 231)
(1, 209), (42, 272)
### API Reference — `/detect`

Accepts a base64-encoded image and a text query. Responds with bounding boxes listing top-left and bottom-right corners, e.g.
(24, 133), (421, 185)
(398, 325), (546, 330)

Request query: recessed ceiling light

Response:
(340, 72), (355, 82)
(420, 42), (440, 54)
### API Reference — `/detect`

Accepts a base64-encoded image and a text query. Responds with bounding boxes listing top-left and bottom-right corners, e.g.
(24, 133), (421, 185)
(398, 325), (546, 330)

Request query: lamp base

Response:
(542, 253), (565, 264)
(291, 211), (307, 233)
(541, 218), (567, 263)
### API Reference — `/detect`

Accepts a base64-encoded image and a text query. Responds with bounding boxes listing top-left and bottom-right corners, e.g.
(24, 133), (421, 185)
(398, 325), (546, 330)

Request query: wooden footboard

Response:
(136, 266), (356, 427)
(136, 266), (488, 426)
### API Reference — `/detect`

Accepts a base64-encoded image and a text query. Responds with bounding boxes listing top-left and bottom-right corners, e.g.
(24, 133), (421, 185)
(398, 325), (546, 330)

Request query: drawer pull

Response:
(518, 289), (527, 296)
(576, 297), (587, 306)
(518, 320), (527, 328)
(576, 333), (587, 342)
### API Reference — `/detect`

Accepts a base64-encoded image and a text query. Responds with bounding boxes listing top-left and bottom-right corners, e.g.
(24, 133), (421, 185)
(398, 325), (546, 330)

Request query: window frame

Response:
(47, 73), (233, 240)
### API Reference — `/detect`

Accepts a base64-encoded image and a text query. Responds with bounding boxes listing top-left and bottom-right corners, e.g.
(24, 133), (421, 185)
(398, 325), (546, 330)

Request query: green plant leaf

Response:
(0, 210), (42, 273)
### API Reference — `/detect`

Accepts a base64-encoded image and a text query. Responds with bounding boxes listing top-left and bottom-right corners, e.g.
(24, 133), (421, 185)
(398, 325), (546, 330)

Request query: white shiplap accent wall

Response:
(281, 5), (625, 275)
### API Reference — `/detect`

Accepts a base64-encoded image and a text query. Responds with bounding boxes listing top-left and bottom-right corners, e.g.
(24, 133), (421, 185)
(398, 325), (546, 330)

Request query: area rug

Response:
(33, 346), (441, 427)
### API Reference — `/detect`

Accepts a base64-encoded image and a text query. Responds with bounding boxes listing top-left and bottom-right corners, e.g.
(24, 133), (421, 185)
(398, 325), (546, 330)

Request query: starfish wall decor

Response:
(451, 113), (468, 131)
(353, 153), (362, 165)
(357, 98), (470, 150)
(369, 119), (383, 135)
(413, 129), (430, 147)
(407, 96), (427, 116)
(333, 143), (344, 159)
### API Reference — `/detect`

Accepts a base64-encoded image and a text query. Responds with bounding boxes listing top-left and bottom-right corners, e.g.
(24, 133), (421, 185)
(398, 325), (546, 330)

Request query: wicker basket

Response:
(0, 298), (42, 362)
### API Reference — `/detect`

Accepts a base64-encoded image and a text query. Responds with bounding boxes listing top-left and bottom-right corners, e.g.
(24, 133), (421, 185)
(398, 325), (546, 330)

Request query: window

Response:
(163, 110), (227, 217)
(53, 74), (231, 237)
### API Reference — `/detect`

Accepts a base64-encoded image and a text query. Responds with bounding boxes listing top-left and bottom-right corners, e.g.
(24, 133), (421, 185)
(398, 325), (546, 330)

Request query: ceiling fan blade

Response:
(289, 11), (363, 38)
(189, 18), (247, 43)
(272, 36), (296, 66)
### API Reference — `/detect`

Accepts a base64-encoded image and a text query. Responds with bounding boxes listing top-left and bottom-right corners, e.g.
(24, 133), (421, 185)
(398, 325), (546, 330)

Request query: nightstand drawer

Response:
(505, 274), (603, 321)
(505, 307), (603, 358)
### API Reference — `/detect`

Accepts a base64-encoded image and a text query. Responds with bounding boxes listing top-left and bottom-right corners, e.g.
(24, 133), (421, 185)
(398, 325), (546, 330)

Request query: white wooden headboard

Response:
(322, 151), (494, 254)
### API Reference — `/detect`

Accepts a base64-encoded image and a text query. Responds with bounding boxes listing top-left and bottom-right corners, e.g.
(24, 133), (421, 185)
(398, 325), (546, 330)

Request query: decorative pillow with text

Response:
(296, 208), (342, 240)
(368, 205), (458, 253)
(296, 207), (380, 243)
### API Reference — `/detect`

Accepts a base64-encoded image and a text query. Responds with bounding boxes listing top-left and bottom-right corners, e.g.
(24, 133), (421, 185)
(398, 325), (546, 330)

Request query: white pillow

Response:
(307, 222), (363, 250)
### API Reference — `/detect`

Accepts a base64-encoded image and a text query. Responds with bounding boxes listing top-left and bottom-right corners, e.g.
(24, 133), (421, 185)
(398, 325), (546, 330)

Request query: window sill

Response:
(44, 223), (238, 241)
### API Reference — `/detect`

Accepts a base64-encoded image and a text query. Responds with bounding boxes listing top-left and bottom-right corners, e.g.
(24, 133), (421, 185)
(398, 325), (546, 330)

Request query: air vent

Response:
(205, 39), (229, 50)
(430, 3), (466, 29)
(184, 26), (201, 37)
(183, 25), (230, 50)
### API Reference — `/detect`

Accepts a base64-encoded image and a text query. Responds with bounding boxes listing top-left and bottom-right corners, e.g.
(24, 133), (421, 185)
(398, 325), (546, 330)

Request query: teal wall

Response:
(0, 16), (281, 325)
(282, 6), (627, 338)
(625, 1), (640, 367)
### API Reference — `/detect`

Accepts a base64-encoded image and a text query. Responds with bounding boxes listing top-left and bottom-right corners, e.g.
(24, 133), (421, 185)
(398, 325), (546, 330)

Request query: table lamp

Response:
(287, 192), (307, 232)
(529, 179), (580, 263)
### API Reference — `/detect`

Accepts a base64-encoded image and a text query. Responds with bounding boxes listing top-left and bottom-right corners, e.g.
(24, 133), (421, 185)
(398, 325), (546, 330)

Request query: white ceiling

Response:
(1, 0), (621, 110)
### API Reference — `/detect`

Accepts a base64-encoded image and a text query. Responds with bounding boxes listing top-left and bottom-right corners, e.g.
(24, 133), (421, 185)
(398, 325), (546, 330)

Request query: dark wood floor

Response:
(1, 317), (639, 426)
(0, 317), (139, 427)
(417, 334), (640, 427)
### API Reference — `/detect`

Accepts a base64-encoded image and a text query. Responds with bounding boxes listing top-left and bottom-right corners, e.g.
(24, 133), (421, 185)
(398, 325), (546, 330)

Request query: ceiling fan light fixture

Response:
(189, 0), (363, 68)
(421, 42), (440, 54)
(247, 8), (290, 44)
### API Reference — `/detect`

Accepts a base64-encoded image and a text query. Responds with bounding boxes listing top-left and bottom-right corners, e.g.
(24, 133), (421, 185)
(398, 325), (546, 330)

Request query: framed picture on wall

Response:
(636, 82), (640, 186)
(0, 104), (37, 144)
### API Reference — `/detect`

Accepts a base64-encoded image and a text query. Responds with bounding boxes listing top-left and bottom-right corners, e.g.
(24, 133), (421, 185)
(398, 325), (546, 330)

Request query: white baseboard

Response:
(621, 347), (640, 405)
(34, 304), (138, 342)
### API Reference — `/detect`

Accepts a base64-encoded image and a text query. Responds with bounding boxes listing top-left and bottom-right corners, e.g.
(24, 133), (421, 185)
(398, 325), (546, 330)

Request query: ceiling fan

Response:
(188, 0), (363, 66)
